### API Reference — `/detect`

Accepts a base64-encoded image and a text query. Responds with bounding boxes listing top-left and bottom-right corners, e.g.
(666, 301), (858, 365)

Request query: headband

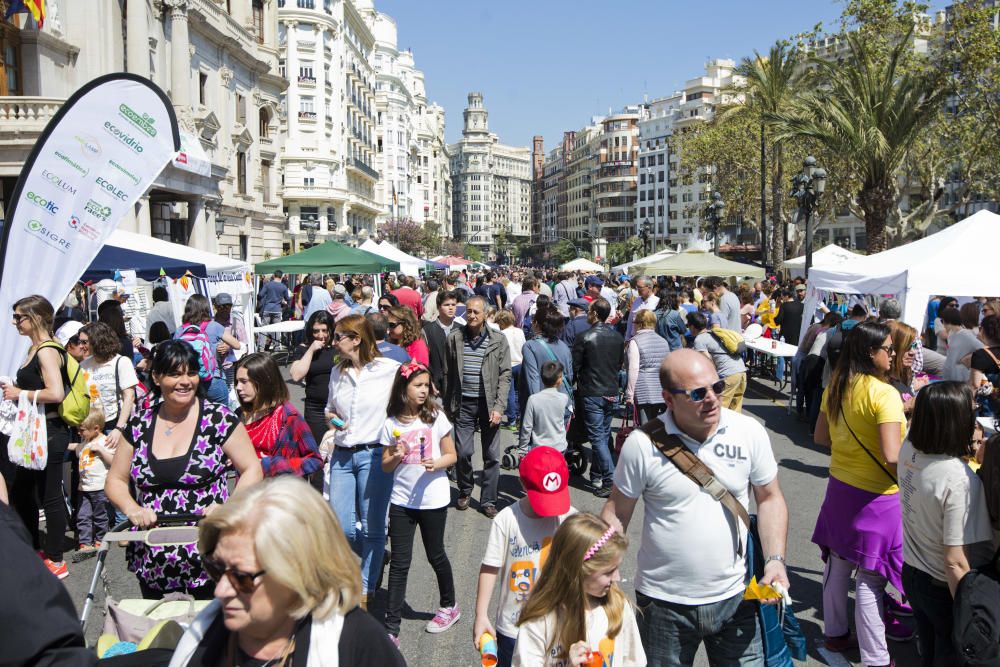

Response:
(400, 361), (428, 379)
(583, 526), (616, 562)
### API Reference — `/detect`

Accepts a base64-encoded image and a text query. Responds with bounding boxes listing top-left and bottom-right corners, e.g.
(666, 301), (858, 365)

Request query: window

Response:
(259, 107), (270, 138)
(296, 0), (315, 8)
(303, 177), (315, 188)
(261, 160), (271, 202)
(235, 93), (246, 125)
(1, 38), (22, 95)
(658, 154), (665, 165)
(252, 0), (264, 44)
(236, 151), (247, 195)
(198, 72), (208, 105)
(299, 65), (314, 82)
(658, 172), (664, 182)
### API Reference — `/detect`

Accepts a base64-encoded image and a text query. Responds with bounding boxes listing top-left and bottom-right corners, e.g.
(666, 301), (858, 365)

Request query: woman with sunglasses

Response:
(105, 340), (262, 599)
(169, 476), (405, 666)
(325, 315), (401, 609)
(385, 305), (430, 366)
(813, 321), (911, 666)
(290, 311), (337, 447)
(4, 295), (72, 579)
(377, 293), (399, 313)
(886, 320), (923, 417)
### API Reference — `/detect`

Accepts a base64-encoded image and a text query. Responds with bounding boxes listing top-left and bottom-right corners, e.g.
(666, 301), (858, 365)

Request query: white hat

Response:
(55, 320), (84, 346)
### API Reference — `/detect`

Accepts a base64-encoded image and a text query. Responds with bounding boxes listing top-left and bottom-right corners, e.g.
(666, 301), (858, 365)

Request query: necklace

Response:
(159, 406), (191, 437)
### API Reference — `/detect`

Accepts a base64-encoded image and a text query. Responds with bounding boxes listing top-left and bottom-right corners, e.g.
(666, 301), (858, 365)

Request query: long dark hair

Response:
(535, 303), (565, 341)
(909, 381), (976, 458)
(97, 300), (128, 338)
(234, 352), (289, 417)
(149, 340), (207, 400)
(825, 321), (891, 424)
(655, 289), (679, 313)
(181, 294), (212, 327)
(385, 365), (438, 424)
(304, 310), (335, 346)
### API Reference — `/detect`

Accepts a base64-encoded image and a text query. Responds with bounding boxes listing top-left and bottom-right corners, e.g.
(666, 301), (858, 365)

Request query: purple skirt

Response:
(811, 476), (904, 593)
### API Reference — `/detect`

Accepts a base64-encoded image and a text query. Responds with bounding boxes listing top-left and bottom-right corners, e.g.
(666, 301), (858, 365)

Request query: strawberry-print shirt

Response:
(120, 400), (238, 593)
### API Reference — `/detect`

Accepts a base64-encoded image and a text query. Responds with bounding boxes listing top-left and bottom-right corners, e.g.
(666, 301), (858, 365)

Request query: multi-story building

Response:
(540, 145), (562, 244)
(593, 108), (640, 243)
(530, 135), (544, 244)
(449, 92), (531, 260)
(370, 10), (450, 235)
(278, 0), (380, 251)
(1, 0), (287, 260)
(563, 122), (602, 247)
(636, 95), (680, 248)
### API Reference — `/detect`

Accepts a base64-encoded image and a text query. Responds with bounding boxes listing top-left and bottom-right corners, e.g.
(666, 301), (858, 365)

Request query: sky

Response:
(374, 0), (850, 150)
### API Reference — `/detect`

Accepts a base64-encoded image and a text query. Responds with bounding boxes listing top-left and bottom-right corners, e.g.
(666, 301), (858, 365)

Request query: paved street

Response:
(62, 372), (918, 666)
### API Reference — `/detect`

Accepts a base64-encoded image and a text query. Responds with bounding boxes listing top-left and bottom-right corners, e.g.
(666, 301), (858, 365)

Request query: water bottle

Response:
(479, 632), (498, 666)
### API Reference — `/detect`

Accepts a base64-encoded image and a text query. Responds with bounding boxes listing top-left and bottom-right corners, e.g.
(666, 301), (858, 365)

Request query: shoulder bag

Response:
(840, 414), (898, 485)
(640, 419), (807, 666)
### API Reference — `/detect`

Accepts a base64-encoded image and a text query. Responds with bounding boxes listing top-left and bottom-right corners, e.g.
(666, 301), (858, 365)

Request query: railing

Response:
(298, 111), (317, 120)
(0, 97), (65, 129)
(351, 157), (379, 180)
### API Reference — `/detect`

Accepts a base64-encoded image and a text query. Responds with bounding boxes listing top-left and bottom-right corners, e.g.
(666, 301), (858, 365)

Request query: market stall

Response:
(359, 239), (429, 276)
(560, 257), (605, 273)
(783, 244), (862, 279)
(256, 240), (399, 274)
(611, 248), (676, 276)
(636, 249), (766, 279)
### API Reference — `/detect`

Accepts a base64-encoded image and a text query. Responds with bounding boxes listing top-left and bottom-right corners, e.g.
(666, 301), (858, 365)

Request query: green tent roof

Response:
(637, 249), (765, 279)
(255, 240), (400, 274)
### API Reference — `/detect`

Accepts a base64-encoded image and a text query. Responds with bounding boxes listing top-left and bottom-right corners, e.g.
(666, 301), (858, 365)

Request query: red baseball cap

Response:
(519, 446), (570, 517)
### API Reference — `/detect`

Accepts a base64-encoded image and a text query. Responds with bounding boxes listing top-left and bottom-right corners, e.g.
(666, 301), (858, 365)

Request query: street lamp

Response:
(640, 219), (652, 256)
(790, 156), (828, 278)
(705, 191), (725, 255)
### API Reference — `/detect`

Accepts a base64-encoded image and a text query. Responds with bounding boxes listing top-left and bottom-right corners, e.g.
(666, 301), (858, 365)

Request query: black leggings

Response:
(11, 419), (70, 561)
(304, 400), (328, 492)
(384, 504), (455, 636)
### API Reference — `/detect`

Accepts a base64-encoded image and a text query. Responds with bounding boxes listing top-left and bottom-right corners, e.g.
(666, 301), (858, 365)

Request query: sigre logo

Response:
(25, 219), (72, 253)
(118, 104), (158, 137)
(26, 191), (59, 215)
(102, 121), (144, 153)
(95, 177), (129, 201)
(54, 150), (90, 177)
(541, 472), (563, 492)
(74, 135), (102, 160)
(84, 199), (112, 222)
(42, 169), (78, 195)
(109, 159), (141, 185)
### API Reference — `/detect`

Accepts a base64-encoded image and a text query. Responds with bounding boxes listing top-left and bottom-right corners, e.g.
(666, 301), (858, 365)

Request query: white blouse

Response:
(513, 602), (645, 667)
(325, 356), (400, 447)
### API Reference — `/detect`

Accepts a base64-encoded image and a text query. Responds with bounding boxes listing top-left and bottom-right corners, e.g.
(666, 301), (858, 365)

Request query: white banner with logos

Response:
(0, 74), (179, 376)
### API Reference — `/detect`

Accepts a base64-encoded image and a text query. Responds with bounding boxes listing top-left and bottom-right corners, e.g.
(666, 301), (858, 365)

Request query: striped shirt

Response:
(461, 329), (489, 398)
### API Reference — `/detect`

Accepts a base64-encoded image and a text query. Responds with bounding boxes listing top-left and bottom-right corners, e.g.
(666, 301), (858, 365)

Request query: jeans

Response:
(328, 444), (392, 593)
(582, 395), (616, 485)
(206, 376), (229, 405)
(636, 402), (666, 424)
(505, 364), (521, 423)
(12, 419), (70, 561)
(823, 552), (890, 666)
(454, 395), (501, 506)
(635, 590), (764, 667)
(902, 563), (957, 667)
(77, 489), (110, 545)
(497, 632), (516, 667)
(384, 504), (455, 636)
(258, 311), (282, 349)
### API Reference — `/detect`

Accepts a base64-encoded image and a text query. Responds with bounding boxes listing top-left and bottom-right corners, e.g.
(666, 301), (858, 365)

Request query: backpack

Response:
(826, 322), (849, 369)
(952, 547), (1000, 666)
(709, 328), (747, 355)
(37, 341), (92, 426)
(178, 323), (218, 381)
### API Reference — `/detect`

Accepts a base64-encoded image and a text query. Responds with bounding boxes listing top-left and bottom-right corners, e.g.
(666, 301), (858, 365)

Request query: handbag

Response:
(8, 390), (48, 470)
(614, 403), (637, 457)
(103, 592), (211, 645)
(640, 420), (807, 665)
(842, 414), (898, 484)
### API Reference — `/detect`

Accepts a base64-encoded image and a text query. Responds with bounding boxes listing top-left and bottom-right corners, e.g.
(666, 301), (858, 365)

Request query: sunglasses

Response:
(388, 321), (403, 328)
(11, 313), (28, 324)
(333, 332), (357, 341)
(379, 304), (391, 311)
(201, 556), (267, 595)
(668, 379), (726, 402)
(77, 337), (90, 345)
(877, 345), (895, 355)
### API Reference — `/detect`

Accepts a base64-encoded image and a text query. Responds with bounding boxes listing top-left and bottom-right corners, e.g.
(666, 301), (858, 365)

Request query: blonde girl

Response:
(514, 513), (645, 667)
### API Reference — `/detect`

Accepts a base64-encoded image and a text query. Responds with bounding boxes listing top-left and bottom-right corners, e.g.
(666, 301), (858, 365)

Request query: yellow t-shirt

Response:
(822, 374), (906, 495)
(757, 299), (777, 330)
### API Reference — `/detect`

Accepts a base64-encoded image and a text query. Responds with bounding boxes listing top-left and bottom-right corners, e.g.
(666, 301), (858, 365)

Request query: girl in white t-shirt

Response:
(514, 513), (645, 667)
(380, 361), (459, 645)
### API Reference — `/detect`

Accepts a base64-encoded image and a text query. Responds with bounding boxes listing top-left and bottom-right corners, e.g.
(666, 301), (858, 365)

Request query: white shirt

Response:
(899, 440), (995, 582)
(625, 294), (659, 340)
(506, 281), (522, 306)
(146, 301), (177, 340)
(78, 434), (111, 492)
(614, 409), (778, 605)
(379, 412), (452, 510)
(325, 357), (401, 447)
(81, 355), (139, 423)
(482, 502), (577, 637)
(513, 603), (645, 667)
(500, 326), (526, 366)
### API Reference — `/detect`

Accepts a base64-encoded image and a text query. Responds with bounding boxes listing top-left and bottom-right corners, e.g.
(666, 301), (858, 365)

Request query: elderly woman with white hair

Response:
(169, 476), (405, 666)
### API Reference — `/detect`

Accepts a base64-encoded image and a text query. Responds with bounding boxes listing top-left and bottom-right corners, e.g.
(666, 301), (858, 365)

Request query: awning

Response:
(83, 245), (207, 282)
(172, 130), (212, 177)
(255, 240), (399, 274)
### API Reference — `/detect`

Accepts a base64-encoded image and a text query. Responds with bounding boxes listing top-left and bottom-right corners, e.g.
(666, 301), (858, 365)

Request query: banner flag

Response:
(0, 73), (179, 375)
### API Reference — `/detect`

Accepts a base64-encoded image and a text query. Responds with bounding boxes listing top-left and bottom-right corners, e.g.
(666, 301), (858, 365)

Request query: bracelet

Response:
(765, 555), (786, 564)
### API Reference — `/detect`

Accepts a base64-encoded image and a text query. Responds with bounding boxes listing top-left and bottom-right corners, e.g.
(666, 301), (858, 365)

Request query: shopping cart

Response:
(80, 513), (209, 664)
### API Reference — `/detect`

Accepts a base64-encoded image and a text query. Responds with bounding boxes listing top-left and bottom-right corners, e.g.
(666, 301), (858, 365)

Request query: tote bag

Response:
(8, 391), (48, 470)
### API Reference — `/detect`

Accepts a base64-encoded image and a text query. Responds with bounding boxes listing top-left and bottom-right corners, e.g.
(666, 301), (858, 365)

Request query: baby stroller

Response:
(81, 513), (209, 665)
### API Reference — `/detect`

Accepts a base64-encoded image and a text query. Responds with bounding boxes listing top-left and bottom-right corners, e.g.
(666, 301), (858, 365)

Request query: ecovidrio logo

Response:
(26, 191), (59, 215)
(102, 120), (145, 154)
(25, 219), (72, 253)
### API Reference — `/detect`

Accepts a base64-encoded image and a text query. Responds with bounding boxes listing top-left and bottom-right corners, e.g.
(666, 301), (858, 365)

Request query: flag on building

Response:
(4, 0), (45, 27)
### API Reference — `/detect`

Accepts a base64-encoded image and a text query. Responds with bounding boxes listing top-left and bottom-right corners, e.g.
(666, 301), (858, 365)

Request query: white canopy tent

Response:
(784, 243), (862, 279)
(561, 257), (605, 273)
(612, 248), (677, 275)
(358, 239), (426, 275)
(799, 209), (1000, 342)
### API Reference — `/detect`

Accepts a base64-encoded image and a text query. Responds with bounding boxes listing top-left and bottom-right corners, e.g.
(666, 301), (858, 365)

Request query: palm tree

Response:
(725, 42), (802, 271)
(770, 28), (949, 253)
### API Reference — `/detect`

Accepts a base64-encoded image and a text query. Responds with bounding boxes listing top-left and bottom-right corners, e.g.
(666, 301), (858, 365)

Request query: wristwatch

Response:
(765, 554), (786, 565)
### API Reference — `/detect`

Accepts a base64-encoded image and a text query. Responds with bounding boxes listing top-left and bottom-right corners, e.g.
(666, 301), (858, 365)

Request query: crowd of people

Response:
(2, 265), (1000, 667)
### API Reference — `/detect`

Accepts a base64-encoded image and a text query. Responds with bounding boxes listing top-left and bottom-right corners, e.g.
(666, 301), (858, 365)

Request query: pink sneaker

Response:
(424, 604), (461, 633)
(885, 615), (914, 642)
(885, 593), (912, 618)
(387, 633), (400, 649)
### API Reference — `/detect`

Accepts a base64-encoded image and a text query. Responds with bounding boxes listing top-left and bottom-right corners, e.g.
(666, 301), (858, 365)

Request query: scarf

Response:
(246, 405), (284, 460)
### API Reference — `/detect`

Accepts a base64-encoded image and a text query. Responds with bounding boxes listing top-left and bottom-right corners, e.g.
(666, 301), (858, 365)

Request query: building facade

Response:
(449, 92), (531, 261)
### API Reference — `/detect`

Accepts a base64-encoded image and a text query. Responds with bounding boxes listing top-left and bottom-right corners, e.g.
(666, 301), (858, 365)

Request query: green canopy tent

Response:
(636, 249), (765, 279)
(254, 240), (400, 274)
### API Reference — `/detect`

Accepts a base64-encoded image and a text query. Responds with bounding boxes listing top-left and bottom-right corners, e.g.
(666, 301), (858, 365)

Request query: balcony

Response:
(350, 157), (380, 180)
(298, 76), (316, 85)
(298, 111), (317, 121)
(0, 97), (64, 136)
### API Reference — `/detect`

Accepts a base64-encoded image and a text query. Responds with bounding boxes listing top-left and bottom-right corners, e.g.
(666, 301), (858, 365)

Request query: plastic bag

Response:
(8, 390), (48, 470)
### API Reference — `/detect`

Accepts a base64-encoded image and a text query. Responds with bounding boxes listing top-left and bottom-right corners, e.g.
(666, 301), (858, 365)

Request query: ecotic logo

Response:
(95, 177), (129, 201)
(54, 150), (90, 177)
(42, 169), (78, 196)
(102, 121), (144, 154)
(25, 219), (72, 254)
(26, 191), (59, 215)
(118, 104), (157, 137)
(74, 135), (102, 160)
(84, 199), (112, 222)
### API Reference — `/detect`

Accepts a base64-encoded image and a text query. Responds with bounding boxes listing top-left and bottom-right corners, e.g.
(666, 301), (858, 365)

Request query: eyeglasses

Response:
(909, 341), (919, 350)
(878, 345), (895, 355)
(11, 313), (28, 325)
(388, 321), (403, 328)
(201, 556), (266, 595)
(77, 337), (90, 346)
(333, 332), (357, 341)
(668, 379), (726, 402)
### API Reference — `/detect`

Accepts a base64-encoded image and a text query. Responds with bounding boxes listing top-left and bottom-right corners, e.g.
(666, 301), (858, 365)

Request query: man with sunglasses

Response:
(602, 349), (789, 666)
